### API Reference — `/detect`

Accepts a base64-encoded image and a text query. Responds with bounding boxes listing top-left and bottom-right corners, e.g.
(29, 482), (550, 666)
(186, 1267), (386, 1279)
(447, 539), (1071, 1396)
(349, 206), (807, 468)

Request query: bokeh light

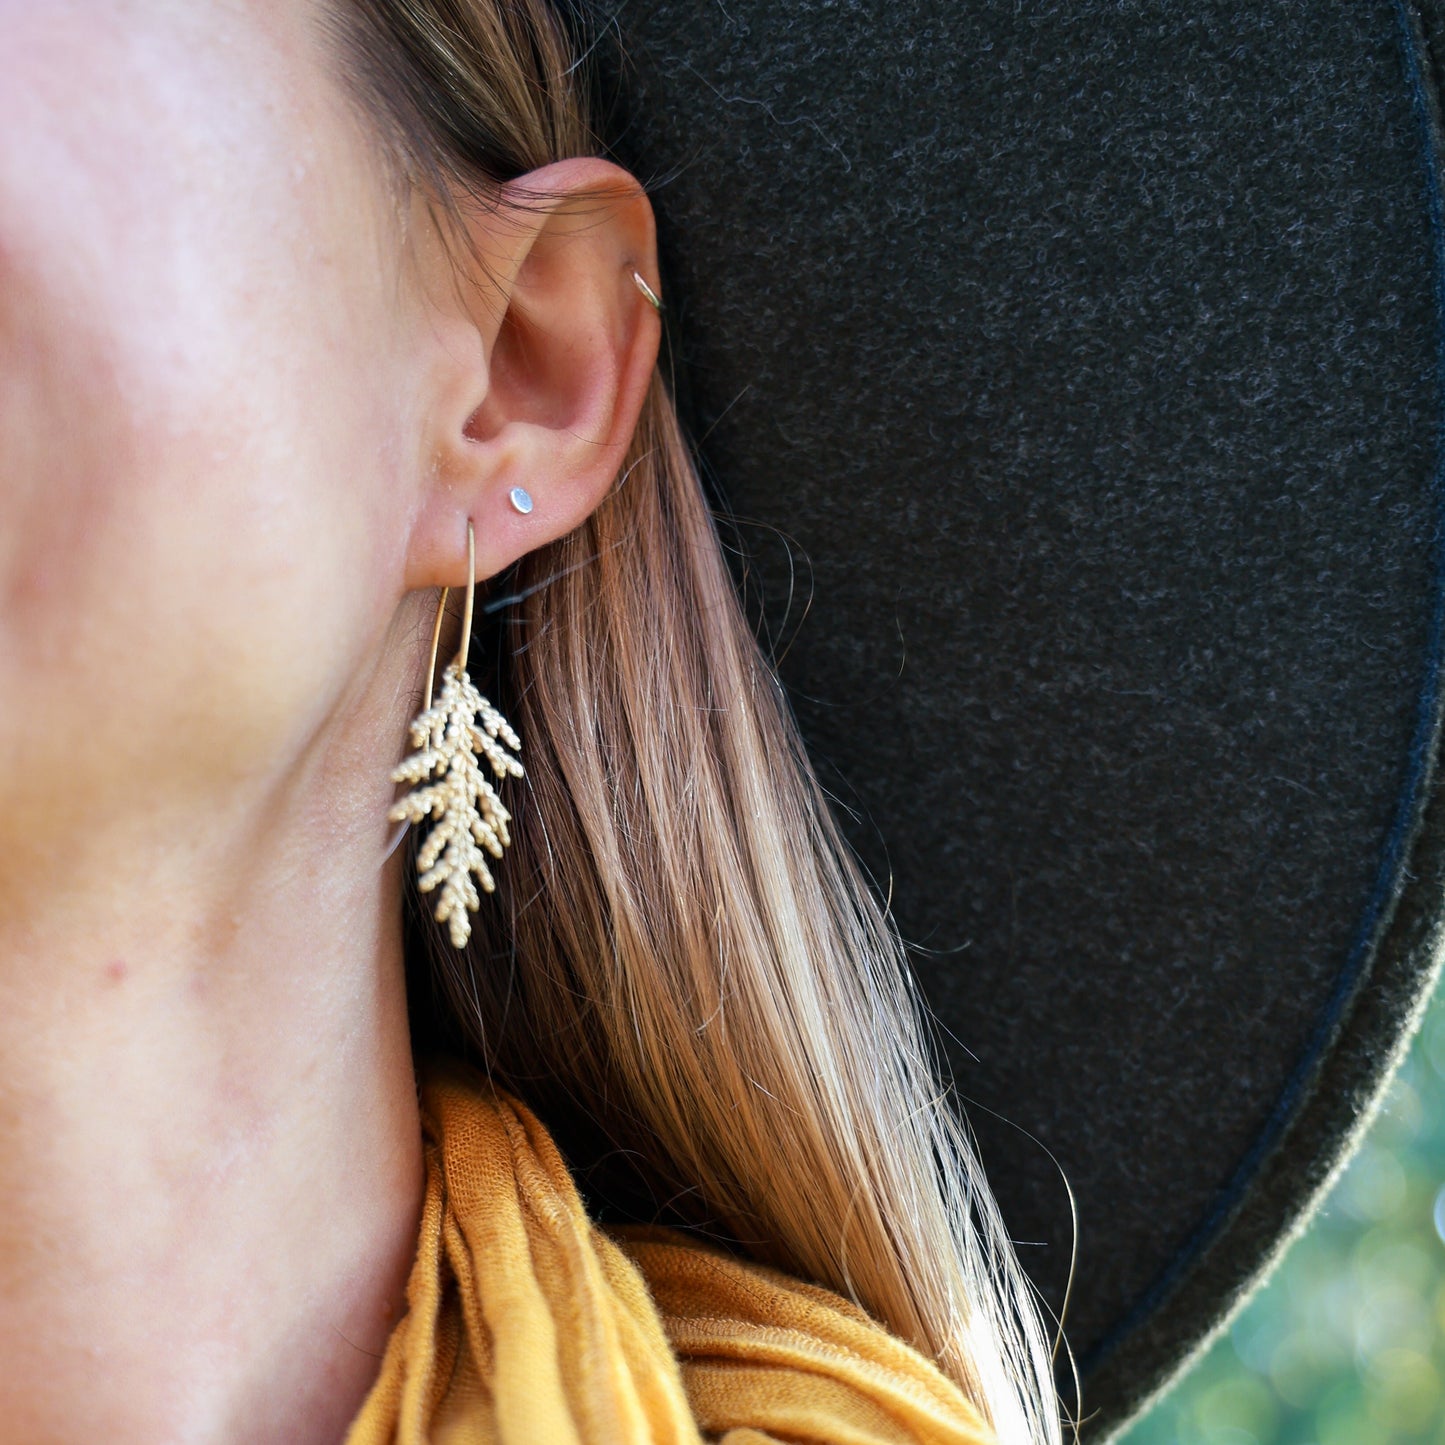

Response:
(1114, 966), (1445, 1444)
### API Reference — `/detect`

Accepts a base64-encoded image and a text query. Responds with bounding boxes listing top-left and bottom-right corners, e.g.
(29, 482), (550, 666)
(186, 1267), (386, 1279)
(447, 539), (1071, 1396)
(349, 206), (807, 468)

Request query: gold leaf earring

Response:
(389, 519), (523, 948)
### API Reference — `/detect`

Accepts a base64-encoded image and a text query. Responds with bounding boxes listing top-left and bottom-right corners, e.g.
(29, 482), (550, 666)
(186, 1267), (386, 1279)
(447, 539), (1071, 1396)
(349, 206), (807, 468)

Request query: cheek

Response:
(0, 4), (414, 819)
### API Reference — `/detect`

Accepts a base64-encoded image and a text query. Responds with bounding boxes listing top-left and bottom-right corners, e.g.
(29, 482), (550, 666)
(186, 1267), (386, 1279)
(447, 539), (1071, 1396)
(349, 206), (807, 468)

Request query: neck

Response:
(0, 695), (425, 1442)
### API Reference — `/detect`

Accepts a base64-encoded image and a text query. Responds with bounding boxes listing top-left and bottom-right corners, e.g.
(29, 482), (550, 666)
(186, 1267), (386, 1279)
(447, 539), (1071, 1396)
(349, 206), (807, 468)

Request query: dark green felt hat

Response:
(591, 1), (1445, 1437)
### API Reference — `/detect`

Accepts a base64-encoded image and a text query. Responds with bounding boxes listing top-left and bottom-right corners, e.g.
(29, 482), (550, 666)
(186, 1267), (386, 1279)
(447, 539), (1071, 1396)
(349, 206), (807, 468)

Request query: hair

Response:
(328, 2), (1073, 1441)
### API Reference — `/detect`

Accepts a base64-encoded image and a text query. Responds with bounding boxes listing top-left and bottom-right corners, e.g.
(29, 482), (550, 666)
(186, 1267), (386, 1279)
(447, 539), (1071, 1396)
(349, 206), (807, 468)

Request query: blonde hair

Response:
(331, 2), (1073, 1440)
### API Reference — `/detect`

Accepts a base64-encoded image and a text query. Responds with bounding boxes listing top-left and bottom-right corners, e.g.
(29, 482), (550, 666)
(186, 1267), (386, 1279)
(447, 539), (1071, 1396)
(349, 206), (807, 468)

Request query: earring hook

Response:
(420, 519), (477, 712)
(459, 518), (475, 674)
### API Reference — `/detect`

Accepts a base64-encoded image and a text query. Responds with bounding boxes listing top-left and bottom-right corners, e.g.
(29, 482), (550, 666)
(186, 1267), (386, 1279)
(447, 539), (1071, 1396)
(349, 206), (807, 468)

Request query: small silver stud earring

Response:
(509, 486), (533, 515)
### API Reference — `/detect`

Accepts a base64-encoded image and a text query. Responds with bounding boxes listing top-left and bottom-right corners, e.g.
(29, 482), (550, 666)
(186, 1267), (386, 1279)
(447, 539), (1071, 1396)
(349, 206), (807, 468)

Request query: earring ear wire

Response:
(388, 520), (524, 948)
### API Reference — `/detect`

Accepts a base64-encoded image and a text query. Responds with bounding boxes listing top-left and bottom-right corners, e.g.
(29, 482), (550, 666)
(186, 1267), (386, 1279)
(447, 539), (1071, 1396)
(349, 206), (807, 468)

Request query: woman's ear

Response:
(403, 157), (661, 589)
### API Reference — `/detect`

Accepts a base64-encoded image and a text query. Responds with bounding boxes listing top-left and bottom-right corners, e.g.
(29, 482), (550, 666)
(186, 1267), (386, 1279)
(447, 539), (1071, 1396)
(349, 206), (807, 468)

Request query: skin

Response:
(0, 0), (660, 1439)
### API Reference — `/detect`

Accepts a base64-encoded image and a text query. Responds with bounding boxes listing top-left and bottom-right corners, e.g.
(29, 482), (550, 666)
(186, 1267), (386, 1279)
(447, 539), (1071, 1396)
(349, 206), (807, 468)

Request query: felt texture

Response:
(590, 0), (1445, 1438)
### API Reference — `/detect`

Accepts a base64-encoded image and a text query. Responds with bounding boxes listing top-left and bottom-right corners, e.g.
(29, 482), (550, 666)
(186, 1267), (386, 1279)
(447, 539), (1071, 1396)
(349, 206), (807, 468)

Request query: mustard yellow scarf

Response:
(345, 1061), (997, 1445)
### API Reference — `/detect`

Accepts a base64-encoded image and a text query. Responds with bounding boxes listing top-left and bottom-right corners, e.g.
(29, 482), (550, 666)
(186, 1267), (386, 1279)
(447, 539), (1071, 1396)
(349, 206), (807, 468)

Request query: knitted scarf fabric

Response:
(344, 1060), (997, 1445)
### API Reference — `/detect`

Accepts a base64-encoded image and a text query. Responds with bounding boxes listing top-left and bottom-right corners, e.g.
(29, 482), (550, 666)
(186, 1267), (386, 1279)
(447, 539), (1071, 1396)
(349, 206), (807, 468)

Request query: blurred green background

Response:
(1114, 965), (1445, 1445)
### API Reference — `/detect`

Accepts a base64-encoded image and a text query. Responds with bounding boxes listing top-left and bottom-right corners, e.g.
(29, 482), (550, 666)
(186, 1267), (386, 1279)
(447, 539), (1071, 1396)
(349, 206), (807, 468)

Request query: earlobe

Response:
(403, 158), (662, 591)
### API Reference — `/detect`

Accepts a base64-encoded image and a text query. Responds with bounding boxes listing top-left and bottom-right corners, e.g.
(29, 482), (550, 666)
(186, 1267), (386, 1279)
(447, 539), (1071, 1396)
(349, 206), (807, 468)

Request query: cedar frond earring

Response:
(389, 520), (523, 948)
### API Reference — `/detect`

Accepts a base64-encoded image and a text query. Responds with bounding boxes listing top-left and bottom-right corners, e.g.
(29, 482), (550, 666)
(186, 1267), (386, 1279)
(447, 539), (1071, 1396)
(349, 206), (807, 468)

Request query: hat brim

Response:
(599, 0), (1445, 1434)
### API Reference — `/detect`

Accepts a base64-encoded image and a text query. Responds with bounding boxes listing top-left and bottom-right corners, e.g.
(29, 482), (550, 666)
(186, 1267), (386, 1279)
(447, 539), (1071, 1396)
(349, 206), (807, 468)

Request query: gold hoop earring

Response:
(389, 520), (523, 948)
